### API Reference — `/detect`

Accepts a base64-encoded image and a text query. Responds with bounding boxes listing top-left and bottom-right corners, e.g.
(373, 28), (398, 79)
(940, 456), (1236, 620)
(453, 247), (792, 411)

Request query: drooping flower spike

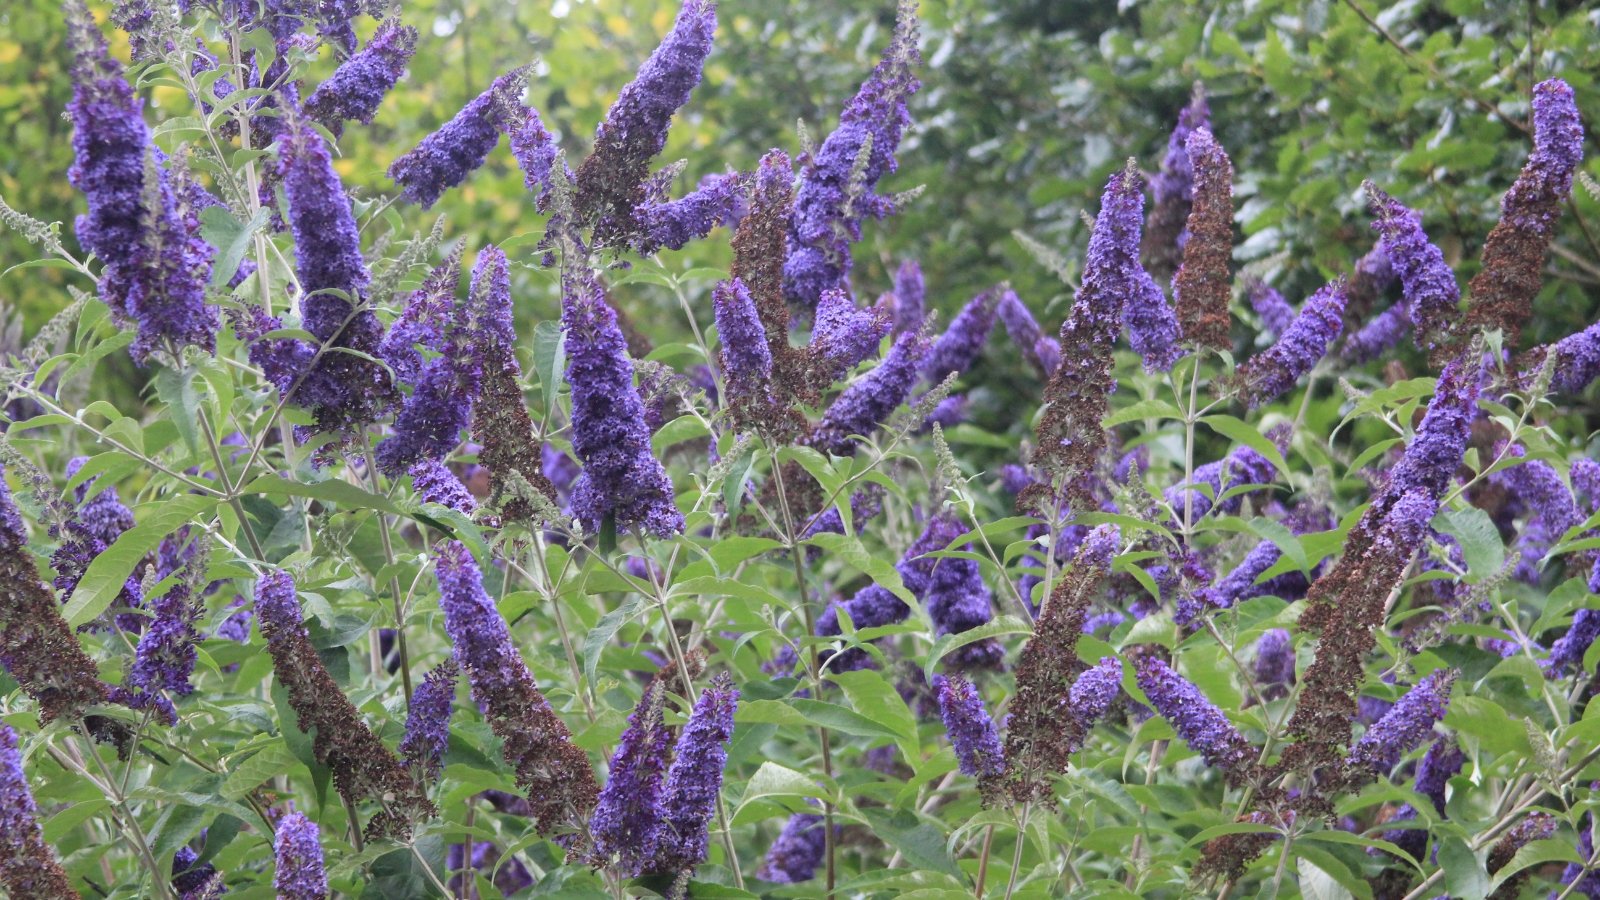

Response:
(1364, 182), (1459, 356)
(1235, 278), (1347, 407)
(1136, 656), (1253, 780)
(302, 19), (418, 136)
(399, 658), (457, 780)
(389, 66), (530, 209)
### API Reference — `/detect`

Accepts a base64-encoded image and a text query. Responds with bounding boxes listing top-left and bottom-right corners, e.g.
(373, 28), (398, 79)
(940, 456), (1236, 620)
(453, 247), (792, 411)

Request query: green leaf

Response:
(64, 494), (218, 627)
(1486, 838), (1581, 894)
(1438, 835), (1489, 900)
(923, 615), (1032, 680)
(858, 808), (962, 878)
(154, 365), (201, 456)
(1436, 507), (1504, 581)
(241, 474), (407, 517)
(220, 741), (299, 799)
(731, 761), (822, 825)
(582, 595), (646, 686)
(1103, 398), (1183, 428)
(803, 532), (917, 607)
(652, 414), (709, 454)
(200, 205), (269, 289)
(1299, 830), (1422, 874)
(1199, 415), (1289, 477)
(829, 669), (917, 742)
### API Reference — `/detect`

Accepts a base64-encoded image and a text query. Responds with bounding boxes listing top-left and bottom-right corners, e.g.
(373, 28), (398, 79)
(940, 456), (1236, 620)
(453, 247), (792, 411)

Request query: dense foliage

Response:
(0, 1), (1598, 898)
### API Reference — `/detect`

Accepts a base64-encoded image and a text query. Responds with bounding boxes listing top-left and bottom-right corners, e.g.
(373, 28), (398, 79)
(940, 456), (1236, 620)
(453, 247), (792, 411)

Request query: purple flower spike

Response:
(410, 459), (478, 515)
(1254, 628), (1295, 692)
(1143, 84), (1209, 279)
(639, 171), (747, 255)
(912, 515), (1003, 671)
(1386, 355), (1481, 504)
(783, 1), (920, 309)
(302, 19), (418, 136)
(893, 259), (926, 334)
(1031, 163), (1144, 507)
(1467, 78), (1583, 346)
(934, 674), (1005, 778)
(1341, 302), (1411, 363)
(714, 277), (776, 428)
(121, 537), (208, 722)
(66, 5), (217, 363)
(1246, 278), (1295, 338)
(576, 0), (718, 248)
(399, 658), (457, 780)
(654, 671), (739, 874)
(997, 288), (1057, 377)
(1068, 657), (1122, 728)
(1237, 278), (1347, 406)
(434, 541), (598, 834)
(276, 119), (398, 438)
(389, 67), (528, 209)
(1545, 608), (1600, 677)
(922, 288), (1000, 384)
(563, 267), (684, 537)
(1124, 268), (1185, 372)
(0, 723), (78, 897)
(273, 812), (328, 900)
(810, 289), (892, 379)
(758, 813), (827, 883)
(1346, 669), (1457, 774)
(508, 103), (565, 209)
(1135, 656), (1252, 780)
(591, 682), (674, 875)
(807, 330), (929, 456)
(1364, 182), (1460, 354)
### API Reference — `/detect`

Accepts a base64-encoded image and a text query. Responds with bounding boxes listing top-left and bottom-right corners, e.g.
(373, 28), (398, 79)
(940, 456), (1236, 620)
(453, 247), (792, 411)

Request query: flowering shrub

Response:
(0, 1), (1598, 898)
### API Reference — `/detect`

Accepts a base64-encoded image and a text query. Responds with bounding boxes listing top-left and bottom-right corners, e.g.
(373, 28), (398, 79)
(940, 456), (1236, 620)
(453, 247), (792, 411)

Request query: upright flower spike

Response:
(1143, 83), (1209, 280)
(1246, 278), (1295, 338)
(590, 681), (674, 874)
(302, 19), (418, 136)
(399, 658), (457, 780)
(1028, 164), (1145, 510)
(1364, 182), (1460, 355)
(921, 288), (999, 384)
(783, 0), (920, 310)
(433, 541), (599, 837)
(997, 525), (1118, 805)
(910, 515), (1003, 671)
(574, 0), (717, 247)
(1466, 78), (1583, 346)
(276, 118), (398, 438)
(1235, 278), (1347, 407)
(1172, 127), (1233, 349)
(1135, 656), (1253, 780)
(0, 466), (115, 725)
(934, 674), (1004, 778)
(893, 258), (926, 335)
(388, 66), (529, 209)
(273, 812), (328, 900)
(1384, 354), (1482, 505)
(1068, 657), (1123, 728)
(562, 265), (684, 537)
(0, 724), (80, 898)
(375, 245), (511, 475)
(806, 330), (930, 456)
(757, 813), (827, 884)
(1345, 669), (1457, 775)
(254, 572), (434, 839)
(65, 1), (217, 364)
(713, 278), (776, 431)
(1124, 268), (1185, 372)
(653, 671), (739, 875)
